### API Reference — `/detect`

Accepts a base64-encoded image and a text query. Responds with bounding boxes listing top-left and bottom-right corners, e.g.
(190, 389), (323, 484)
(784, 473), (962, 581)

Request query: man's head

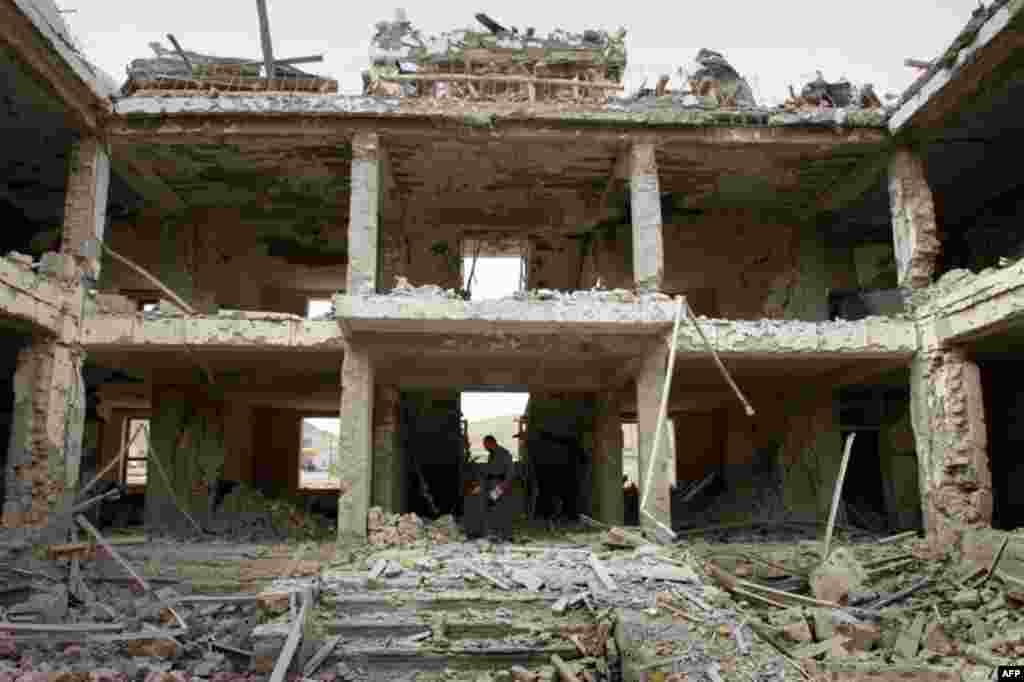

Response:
(483, 435), (497, 452)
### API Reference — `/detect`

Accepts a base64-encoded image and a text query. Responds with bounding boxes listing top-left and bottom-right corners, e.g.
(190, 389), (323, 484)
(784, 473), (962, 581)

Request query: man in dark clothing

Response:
(482, 435), (516, 541)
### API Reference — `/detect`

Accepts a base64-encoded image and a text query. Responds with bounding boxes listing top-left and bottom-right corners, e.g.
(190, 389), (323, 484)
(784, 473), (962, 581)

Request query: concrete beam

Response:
(889, 147), (940, 290)
(62, 137), (110, 279)
(347, 132), (381, 295)
(1, 0), (116, 133)
(629, 143), (664, 292)
(337, 345), (374, 541)
(108, 104), (889, 148)
(0, 255), (72, 335)
(917, 260), (1024, 347)
(334, 292), (678, 335)
(81, 314), (344, 352)
(672, 317), (918, 358)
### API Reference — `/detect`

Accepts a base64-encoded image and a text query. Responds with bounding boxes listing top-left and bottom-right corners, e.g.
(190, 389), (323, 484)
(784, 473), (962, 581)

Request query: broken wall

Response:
(2, 337), (85, 528)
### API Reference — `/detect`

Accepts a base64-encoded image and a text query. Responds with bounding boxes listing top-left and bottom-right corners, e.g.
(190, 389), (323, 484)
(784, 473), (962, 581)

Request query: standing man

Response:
(482, 435), (516, 541)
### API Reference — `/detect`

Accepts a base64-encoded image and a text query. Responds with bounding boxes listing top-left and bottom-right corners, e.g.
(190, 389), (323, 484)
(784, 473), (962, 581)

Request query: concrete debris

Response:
(122, 41), (338, 95)
(810, 547), (868, 604)
(367, 506), (462, 546)
(364, 11), (626, 102)
(688, 49), (757, 108)
(785, 72), (884, 111)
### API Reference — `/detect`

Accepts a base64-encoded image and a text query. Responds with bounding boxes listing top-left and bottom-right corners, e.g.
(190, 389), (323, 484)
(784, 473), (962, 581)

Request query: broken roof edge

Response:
(888, 0), (1021, 134)
(110, 94), (890, 131)
(10, 0), (119, 110)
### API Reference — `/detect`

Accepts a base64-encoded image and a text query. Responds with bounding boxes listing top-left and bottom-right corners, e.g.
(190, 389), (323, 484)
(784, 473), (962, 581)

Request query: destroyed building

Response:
(5, 0), (1024, 678)
(1, 0), (1024, 577)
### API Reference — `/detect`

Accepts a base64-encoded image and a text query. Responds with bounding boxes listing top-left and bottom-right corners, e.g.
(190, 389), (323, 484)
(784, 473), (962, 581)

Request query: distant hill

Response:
(466, 414), (521, 460)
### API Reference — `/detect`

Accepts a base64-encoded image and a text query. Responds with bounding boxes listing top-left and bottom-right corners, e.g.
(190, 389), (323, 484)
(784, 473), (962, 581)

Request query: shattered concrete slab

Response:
(914, 260), (1024, 347)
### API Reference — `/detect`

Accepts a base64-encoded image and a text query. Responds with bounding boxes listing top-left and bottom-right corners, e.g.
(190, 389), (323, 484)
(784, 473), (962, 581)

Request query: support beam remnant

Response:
(889, 147), (940, 291)
(629, 142), (664, 292)
(338, 347), (375, 540)
(347, 133), (381, 295)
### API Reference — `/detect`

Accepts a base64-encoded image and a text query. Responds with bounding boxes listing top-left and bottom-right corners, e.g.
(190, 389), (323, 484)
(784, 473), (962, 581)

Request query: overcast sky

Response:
(66, 0), (977, 103)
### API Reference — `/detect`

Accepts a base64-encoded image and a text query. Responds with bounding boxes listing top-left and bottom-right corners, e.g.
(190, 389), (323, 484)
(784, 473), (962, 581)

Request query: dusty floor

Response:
(0, 517), (1019, 682)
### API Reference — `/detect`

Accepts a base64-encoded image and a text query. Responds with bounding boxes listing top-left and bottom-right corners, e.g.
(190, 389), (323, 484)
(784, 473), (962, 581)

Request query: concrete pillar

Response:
(347, 133), (381, 295)
(889, 147), (940, 291)
(372, 384), (402, 513)
(62, 137), (110, 280)
(591, 391), (624, 525)
(338, 346), (375, 540)
(629, 142), (664, 292)
(2, 339), (85, 528)
(636, 346), (672, 532)
(910, 348), (992, 552)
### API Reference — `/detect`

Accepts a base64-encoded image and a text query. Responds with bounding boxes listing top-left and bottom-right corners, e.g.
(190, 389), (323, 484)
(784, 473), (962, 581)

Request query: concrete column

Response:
(62, 136), (110, 280)
(2, 339), (85, 529)
(372, 384), (402, 513)
(910, 348), (992, 553)
(338, 346), (375, 540)
(629, 142), (664, 292)
(889, 147), (940, 291)
(347, 133), (381, 295)
(636, 346), (672, 532)
(591, 391), (624, 525)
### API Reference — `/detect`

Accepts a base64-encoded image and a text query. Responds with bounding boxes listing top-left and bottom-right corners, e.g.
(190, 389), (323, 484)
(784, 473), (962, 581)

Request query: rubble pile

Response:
(211, 484), (333, 541)
(364, 10), (626, 102)
(122, 41), (339, 96)
(366, 506), (462, 546)
(784, 71), (883, 111)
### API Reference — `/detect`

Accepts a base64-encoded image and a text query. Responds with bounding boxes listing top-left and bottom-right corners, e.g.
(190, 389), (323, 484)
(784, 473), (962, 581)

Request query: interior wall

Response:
(529, 212), (858, 321)
(401, 390), (463, 518)
(523, 393), (595, 519)
(101, 210), (350, 312)
(940, 184), (1024, 276)
(978, 356), (1024, 530)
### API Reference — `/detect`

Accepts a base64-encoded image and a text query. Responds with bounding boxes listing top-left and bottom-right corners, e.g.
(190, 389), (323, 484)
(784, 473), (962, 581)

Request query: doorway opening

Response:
(299, 417), (340, 490)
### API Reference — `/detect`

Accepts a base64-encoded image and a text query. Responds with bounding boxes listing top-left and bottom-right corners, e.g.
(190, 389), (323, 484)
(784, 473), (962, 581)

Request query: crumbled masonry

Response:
(3, 0), (1024, 678)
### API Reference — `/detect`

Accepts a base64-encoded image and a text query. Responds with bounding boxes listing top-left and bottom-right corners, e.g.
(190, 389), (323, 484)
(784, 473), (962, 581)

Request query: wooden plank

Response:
(303, 635), (342, 677)
(269, 586), (312, 682)
(254, 0), (275, 80)
(75, 515), (150, 593)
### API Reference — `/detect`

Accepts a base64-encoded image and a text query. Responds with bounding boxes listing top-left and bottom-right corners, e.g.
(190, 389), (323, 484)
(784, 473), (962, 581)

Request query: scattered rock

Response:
(781, 620), (813, 643)
(922, 620), (956, 656)
(810, 548), (867, 604)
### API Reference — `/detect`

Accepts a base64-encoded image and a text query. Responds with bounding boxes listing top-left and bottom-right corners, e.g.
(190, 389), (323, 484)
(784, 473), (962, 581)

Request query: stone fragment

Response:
(509, 666), (537, 682)
(125, 639), (180, 659)
(894, 613), (928, 659)
(922, 620), (955, 655)
(781, 620), (813, 643)
(835, 621), (881, 651)
(952, 589), (981, 608)
(810, 548), (867, 604)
